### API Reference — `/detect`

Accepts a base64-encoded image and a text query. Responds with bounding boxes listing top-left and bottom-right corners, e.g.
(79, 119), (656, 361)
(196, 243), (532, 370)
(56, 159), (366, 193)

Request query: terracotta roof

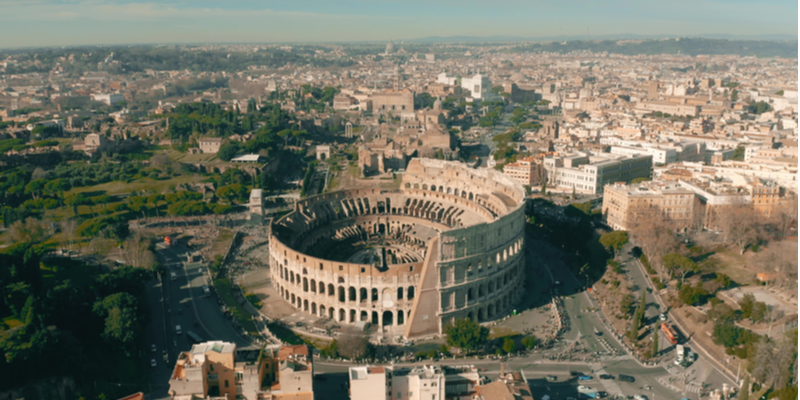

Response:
(278, 344), (309, 360)
(116, 393), (145, 400)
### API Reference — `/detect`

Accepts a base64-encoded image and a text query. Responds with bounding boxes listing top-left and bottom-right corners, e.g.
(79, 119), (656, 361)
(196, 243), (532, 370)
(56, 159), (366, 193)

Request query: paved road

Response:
(145, 243), (255, 400)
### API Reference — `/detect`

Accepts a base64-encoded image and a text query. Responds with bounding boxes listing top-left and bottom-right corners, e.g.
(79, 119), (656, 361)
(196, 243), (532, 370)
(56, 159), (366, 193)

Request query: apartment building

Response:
(349, 365), (474, 400)
(636, 100), (699, 117)
(502, 156), (542, 186)
(543, 152), (652, 194)
(168, 342), (313, 400)
(602, 182), (699, 232)
(475, 365), (533, 400)
(198, 137), (223, 154)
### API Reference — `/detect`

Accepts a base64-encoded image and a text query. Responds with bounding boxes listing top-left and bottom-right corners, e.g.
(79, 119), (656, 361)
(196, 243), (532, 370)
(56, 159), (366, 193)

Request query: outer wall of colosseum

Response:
(268, 158), (527, 339)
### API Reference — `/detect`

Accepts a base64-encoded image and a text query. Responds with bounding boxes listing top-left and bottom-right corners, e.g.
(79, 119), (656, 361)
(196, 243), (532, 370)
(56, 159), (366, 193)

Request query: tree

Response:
(216, 184), (248, 205)
(217, 142), (240, 161)
(771, 196), (798, 237)
(9, 218), (47, 243)
(337, 328), (371, 360)
(445, 318), (489, 353)
(120, 233), (156, 269)
(718, 203), (762, 254)
(707, 303), (737, 322)
(739, 374), (750, 400)
(599, 231), (629, 258)
(679, 283), (708, 306)
(629, 209), (677, 281)
(650, 329), (659, 357)
(620, 294), (634, 315)
(521, 335), (537, 350)
(661, 253), (699, 284)
(92, 292), (144, 353)
(739, 293), (757, 320)
(502, 337), (516, 354)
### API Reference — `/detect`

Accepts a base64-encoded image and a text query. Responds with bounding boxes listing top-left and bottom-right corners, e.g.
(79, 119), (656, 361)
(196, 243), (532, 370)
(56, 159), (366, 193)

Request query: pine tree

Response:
(650, 329), (659, 357)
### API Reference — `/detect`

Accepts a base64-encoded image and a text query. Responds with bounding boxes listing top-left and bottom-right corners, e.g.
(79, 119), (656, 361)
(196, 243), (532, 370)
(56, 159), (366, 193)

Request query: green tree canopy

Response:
(661, 252), (699, 283)
(599, 231), (629, 257)
(502, 337), (516, 354)
(444, 318), (489, 352)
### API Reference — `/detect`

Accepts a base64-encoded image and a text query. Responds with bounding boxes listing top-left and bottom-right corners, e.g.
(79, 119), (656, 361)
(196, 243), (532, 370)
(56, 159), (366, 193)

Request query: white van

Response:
(171, 272), (177, 281)
(175, 325), (182, 335)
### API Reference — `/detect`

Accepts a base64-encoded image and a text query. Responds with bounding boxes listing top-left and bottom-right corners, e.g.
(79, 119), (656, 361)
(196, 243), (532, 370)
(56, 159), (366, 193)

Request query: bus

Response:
(661, 323), (678, 345)
(186, 330), (204, 344)
(164, 236), (177, 246)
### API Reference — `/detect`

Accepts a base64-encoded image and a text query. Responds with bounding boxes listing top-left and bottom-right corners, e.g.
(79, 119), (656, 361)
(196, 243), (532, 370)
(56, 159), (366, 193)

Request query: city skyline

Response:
(0, 0), (796, 48)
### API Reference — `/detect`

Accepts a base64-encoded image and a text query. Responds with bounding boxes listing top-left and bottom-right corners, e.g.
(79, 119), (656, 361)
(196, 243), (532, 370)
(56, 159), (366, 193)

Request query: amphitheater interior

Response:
(268, 158), (528, 339)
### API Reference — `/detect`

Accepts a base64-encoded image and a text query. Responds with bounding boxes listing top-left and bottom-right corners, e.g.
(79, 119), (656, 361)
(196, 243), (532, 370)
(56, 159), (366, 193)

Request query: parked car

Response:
(659, 313), (667, 321)
(599, 374), (614, 380)
(578, 375), (593, 380)
(619, 374), (635, 382)
(634, 395), (648, 400)
(150, 359), (157, 368)
(151, 344), (157, 352)
(175, 325), (182, 335)
(546, 375), (558, 382)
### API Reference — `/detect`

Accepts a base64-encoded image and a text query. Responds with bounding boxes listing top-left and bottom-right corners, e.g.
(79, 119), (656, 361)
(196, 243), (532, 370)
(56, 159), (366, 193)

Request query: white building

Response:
(91, 93), (125, 105)
(543, 152), (652, 194)
(350, 365), (446, 400)
(437, 73), (497, 100)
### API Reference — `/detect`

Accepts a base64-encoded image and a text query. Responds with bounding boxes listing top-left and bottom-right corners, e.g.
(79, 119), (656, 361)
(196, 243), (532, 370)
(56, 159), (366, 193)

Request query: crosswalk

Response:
(591, 363), (625, 397)
(657, 377), (702, 394)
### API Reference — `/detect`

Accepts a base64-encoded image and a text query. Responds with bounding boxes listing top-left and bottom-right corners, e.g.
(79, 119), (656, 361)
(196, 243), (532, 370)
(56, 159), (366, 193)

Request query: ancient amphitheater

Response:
(268, 158), (527, 339)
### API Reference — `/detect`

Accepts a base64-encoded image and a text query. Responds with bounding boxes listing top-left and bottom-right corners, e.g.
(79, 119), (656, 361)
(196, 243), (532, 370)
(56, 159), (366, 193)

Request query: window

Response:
(209, 364), (214, 371)
(225, 380), (229, 388)
(339, 265), (343, 270)
(208, 373), (219, 380)
(398, 393), (401, 398)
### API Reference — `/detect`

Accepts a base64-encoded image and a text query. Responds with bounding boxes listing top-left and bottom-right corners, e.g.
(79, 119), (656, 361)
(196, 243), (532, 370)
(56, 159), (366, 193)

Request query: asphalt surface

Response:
(145, 242), (254, 400)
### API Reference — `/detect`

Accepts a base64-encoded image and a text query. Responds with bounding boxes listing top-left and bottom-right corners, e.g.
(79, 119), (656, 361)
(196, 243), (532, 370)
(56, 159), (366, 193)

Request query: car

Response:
(570, 371), (582, 376)
(403, 342), (413, 347)
(545, 375), (558, 382)
(578, 375), (593, 380)
(599, 374), (614, 380)
(577, 386), (593, 392)
(597, 392), (608, 398)
(634, 395), (648, 400)
(150, 359), (157, 368)
(151, 344), (157, 352)
(175, 325), (182, 335)
(554, 280), (562, 285)
(618, 374), (635, 382)
(659, 313), (667, 321)
(198, 267), (204, 273)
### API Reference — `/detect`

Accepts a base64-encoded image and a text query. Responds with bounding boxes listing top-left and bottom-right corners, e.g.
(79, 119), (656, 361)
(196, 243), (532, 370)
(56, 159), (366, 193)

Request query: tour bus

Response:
(186, 331), (203, 344)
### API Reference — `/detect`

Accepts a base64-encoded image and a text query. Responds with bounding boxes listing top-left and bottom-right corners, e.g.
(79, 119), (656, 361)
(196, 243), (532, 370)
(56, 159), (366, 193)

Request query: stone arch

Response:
(467, 311), (474, 321)
(319, 282), (326, 294)
(350, 309), (356, 323)
(303, 277), (309, 292)
(407, 286), (415, 300)
(338, 286), (345, 302)
(291, 293), (295, 304)
(290, 271), (295, 284)
(360, 288), (368, 302)
(422, 184), (428, 190)
(329, 307), (335, 319)
(397, 310), (405, 325)
(372, 288), (379, 302)
(478, 307), (485, 321)
(382, 310), (393, 326)
(431, 185), (436, 191)
(360, 310), (368, 321)
(303, 299), (309, 311)
(328, 284), (335, 296)
(339, 308), (346, 322)
(311, 302), (317, 314)
(310, 279), (317, 293)
(397, 287), (404, 300)
(338, 277), (345, 283)
(467, 287), (475, 301)
(348, 287), (357, 302)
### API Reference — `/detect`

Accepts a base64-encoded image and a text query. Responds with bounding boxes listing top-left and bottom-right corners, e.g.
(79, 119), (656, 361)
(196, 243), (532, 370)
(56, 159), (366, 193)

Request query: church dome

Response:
(433, 98), (443, 111)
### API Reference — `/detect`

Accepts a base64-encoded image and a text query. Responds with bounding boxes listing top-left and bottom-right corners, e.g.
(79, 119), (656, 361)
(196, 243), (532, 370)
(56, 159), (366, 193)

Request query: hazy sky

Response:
(0, 0), (796, 48)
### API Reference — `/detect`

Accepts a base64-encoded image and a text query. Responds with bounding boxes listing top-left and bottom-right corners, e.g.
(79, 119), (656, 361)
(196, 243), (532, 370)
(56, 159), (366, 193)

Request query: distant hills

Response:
(411, 34), (798, 43)
(408, 36), (797, 58)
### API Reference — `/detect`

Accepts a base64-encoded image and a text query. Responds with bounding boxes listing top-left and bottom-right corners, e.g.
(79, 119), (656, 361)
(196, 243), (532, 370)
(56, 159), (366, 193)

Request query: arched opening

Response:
(303, 299), (309, 311)
(360, 288), (368, 302)
(328, 284), (335, 296)
(397, 287), (404, 300)
(339, 308), (346, 322)
(290, 272), (295, 284)
(478, 285), (484, 297)
(361, 311), (368, 321)
(338, 277), (345, 283)
(407, 286), (415, 300)
(338, 286), (345, 302)
(467, 288), (474, 301)
(382, 311), (393, 326)
(291, 293), (295, 303)
(350, 309), (356, 323)
(372, 311), (379, 324)
(349, 287), (356, 301)
(311, 303), (317, 314)
(397, 310), (405, 325)
(371, 288), (379, 302)
(310, 279), (317, 293)
(478, 308), (485, 321)
(467, 312), (474, 321)
(328, 307), (335, 319)
(319, 282), (325, 294)
(303, 278), (308, 292)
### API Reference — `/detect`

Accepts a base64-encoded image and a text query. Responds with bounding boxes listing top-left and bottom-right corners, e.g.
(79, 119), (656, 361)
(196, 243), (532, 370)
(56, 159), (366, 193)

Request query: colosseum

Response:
(268, 158), (527, 339)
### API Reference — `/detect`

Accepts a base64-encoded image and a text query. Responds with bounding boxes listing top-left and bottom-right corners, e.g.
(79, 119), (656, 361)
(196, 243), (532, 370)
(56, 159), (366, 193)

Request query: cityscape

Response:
(0, 2), (797, 400)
